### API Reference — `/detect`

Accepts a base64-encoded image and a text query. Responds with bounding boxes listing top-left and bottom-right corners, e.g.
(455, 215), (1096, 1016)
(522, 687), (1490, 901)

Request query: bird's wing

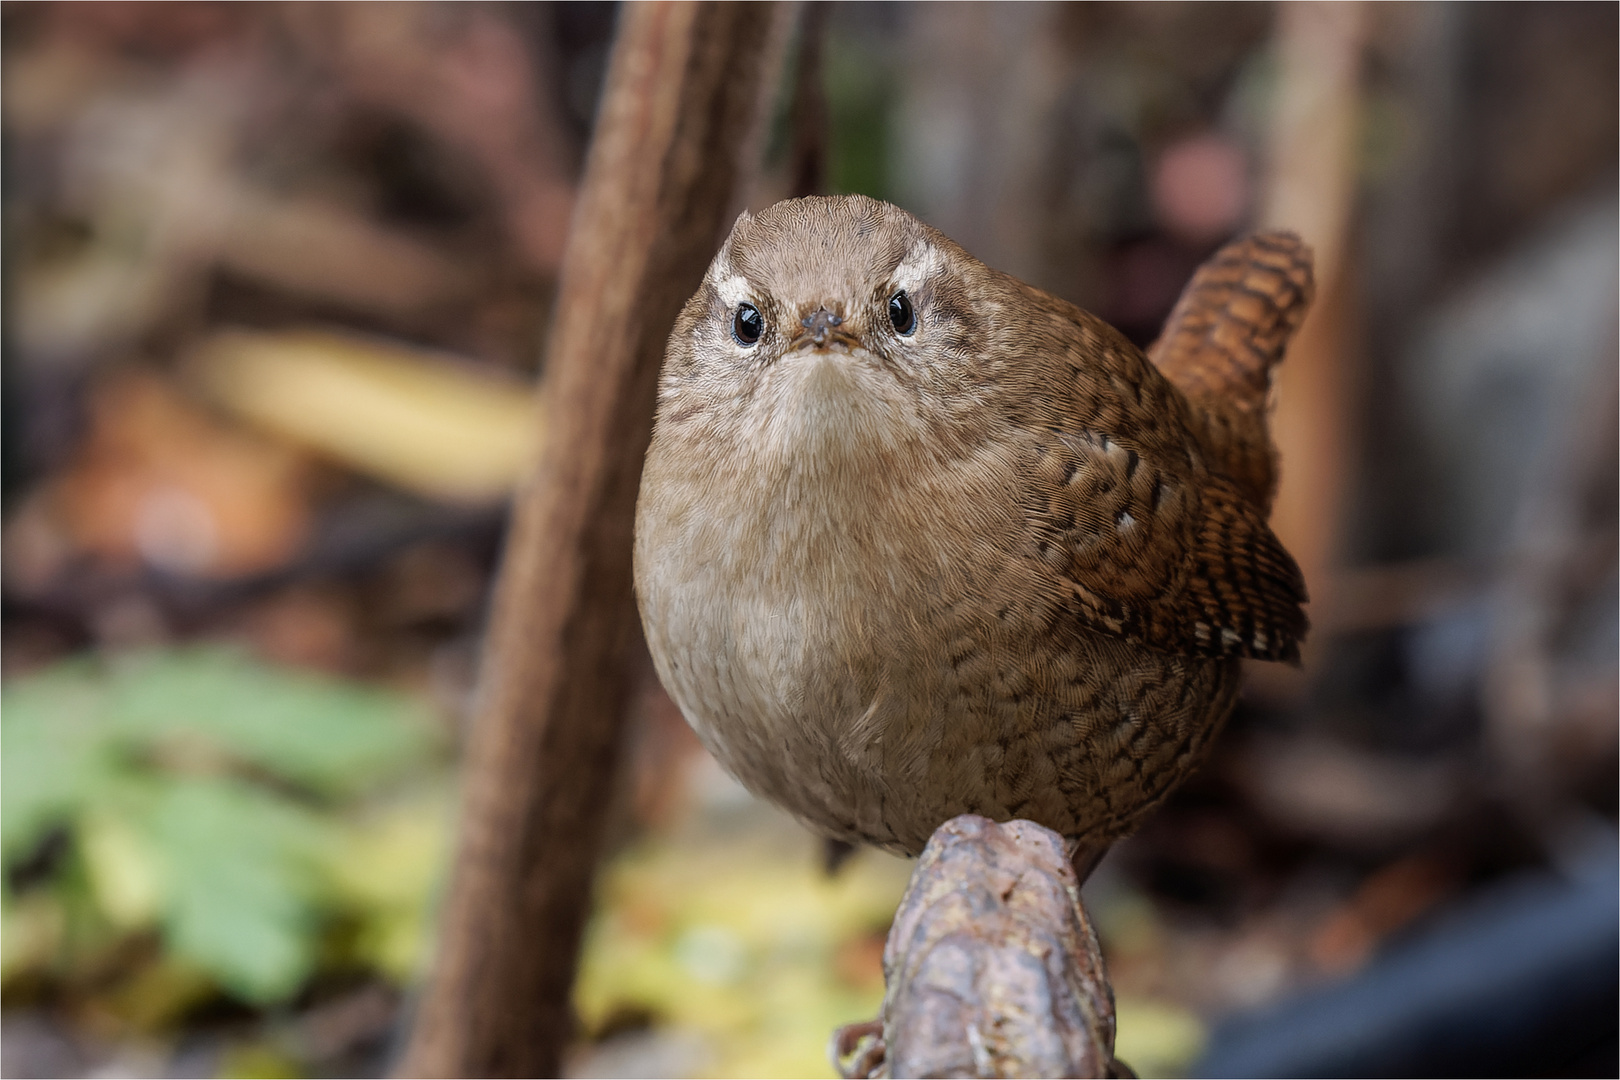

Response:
(1022, 325), (1308, 663)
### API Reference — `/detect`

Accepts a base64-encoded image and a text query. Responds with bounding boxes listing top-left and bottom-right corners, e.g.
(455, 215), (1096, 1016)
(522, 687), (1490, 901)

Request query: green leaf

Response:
(2, 660), (121, 860)
(104, 648), (438, 797)
(146, 778), (326, 1003)
(2, 647), (447, 1004)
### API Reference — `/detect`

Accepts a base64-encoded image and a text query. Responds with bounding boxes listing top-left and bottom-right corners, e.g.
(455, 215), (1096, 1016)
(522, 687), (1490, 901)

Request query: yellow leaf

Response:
(81, 811), (166, 928)
(1, 890), (65, 979)
(192, 329), (540, 503)
(1114, 996), (1206, 1079)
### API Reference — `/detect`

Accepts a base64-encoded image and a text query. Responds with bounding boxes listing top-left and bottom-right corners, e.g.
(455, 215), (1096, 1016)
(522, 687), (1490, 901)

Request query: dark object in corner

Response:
(1196, 839), (1619, 1078)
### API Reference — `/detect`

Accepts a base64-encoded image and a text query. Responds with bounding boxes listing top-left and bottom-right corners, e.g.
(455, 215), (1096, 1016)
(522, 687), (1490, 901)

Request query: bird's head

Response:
(656, 195), (1003, 461)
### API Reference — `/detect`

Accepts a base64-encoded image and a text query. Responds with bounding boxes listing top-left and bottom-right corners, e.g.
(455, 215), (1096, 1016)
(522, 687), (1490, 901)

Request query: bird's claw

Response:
(830, 1017), (886, 1079)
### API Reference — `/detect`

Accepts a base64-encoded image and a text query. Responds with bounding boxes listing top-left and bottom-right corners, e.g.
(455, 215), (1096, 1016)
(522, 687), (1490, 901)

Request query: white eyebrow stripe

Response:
(893, 240), (943, 293)
(713, 272), (753, 308)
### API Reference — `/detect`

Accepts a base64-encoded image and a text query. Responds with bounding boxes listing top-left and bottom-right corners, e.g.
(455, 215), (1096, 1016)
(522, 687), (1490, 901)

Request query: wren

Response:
(634, 195), (1310, 869)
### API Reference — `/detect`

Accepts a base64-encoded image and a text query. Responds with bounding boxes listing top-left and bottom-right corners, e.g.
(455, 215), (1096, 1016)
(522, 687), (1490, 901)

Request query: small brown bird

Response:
(634, 195), (1310, 871)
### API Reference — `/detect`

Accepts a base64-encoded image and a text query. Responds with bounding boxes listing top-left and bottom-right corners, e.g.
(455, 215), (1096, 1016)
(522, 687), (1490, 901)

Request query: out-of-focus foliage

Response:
(2, 649), (450, 1007)
(569, 819), (1211, 1079)
(574, 827), (910, 1079)
(1113, 997), (1206, 1078)
(191, 329), (541, 505)
(823, 18), (895, 203)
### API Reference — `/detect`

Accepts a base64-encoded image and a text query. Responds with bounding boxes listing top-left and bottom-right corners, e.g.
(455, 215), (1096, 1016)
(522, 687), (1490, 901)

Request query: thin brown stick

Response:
(396, 4), (788, 1075)
(1250, 1), (1368, 695)
(787, 2), (830, 198)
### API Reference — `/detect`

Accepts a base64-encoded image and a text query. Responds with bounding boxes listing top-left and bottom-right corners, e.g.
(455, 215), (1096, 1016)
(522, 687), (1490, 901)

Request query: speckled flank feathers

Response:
(634, 195), (1310, 857)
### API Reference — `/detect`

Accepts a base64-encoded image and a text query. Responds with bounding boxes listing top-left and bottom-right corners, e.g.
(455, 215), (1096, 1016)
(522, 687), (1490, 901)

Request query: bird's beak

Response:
(790, 306), (861, 351)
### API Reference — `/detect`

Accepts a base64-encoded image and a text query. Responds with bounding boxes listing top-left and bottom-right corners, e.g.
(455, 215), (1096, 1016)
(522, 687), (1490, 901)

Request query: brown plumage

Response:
(633, 195), (1310, 862)
(1148, 230), (1315, 510)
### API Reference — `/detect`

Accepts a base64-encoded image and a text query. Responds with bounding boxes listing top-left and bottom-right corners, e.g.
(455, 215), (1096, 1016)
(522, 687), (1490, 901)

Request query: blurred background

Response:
(1, 3), (1614, 1077)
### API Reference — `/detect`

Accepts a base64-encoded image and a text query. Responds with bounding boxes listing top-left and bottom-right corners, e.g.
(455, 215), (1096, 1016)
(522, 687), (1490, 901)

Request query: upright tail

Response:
(1148, 231), (1314, 512)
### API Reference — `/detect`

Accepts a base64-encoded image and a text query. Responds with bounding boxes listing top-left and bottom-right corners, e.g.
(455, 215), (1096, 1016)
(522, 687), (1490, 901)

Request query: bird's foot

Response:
(1066, 840), (1111, 885)
(829, 1017), (885, 1079)
(822, 836), (858, 876)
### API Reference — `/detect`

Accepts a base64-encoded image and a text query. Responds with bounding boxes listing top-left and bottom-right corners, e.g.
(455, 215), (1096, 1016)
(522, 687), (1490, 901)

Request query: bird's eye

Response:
(889, 290), (916, 336)
(732, 303), (763, 346)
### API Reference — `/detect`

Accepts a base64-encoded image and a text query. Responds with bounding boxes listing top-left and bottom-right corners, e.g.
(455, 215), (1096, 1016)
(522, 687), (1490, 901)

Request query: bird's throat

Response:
(762, 351), (920, 473)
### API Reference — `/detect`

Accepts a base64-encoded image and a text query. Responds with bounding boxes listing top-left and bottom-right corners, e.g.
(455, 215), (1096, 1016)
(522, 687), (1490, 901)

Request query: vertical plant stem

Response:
(397, 4), (787, 1075)
(1258, 0), (1368, 680)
